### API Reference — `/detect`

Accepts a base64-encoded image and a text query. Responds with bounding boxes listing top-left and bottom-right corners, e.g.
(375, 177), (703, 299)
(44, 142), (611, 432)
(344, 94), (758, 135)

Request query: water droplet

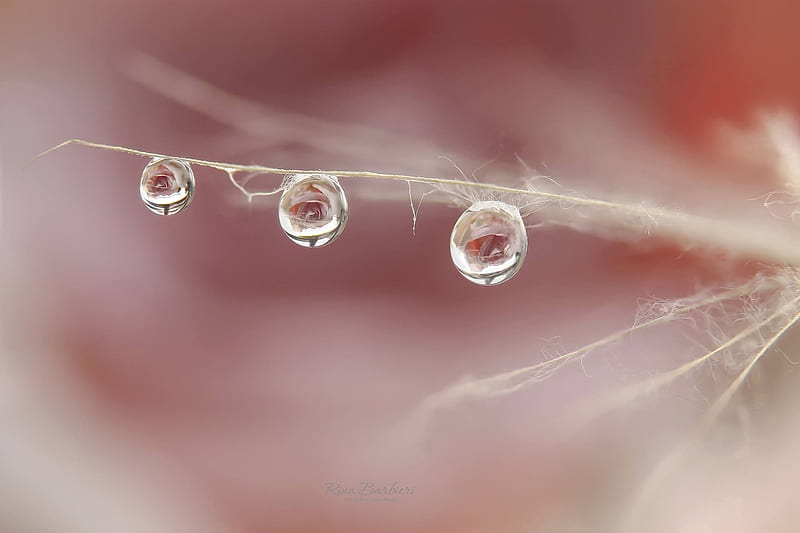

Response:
(279, 174), (348, 248)
(450, 201), (527, 286)
(139, 158), (195, 216)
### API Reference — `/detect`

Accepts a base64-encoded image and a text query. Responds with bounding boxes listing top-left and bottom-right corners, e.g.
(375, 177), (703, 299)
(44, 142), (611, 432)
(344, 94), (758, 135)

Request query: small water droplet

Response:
(450, 201), (527, 286)
(139, 158), (195, 216)
(279, 174), (348, 248)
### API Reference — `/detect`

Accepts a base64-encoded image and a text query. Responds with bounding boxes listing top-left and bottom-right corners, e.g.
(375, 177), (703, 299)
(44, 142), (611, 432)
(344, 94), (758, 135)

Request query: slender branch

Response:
(414, 277), (775, 415)
(568, 293), (800, 426)
(618, 301), (800, 533)
(35, 139), (800, 266)
(35, 139), (650, 212)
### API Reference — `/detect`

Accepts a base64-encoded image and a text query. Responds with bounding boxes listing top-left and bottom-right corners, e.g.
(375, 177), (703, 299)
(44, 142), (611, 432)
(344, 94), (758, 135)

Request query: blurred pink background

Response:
(3, 1), (800, 531)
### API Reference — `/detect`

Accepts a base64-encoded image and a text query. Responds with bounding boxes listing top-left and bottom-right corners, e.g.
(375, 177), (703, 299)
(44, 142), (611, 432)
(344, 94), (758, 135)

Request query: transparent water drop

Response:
(278, 173), (348, 248)
(139, 158), (195, 216)
(450, 201), (528, 286)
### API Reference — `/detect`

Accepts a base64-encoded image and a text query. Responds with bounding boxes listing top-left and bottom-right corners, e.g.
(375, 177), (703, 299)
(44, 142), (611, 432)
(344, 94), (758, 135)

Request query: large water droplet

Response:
(139, 158), (195, 216)
(450, 201), (527, 286)
(278, 173), (348, 248)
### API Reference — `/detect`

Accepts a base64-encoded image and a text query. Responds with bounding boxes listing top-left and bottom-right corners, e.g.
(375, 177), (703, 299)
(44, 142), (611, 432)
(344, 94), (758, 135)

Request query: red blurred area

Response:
(3, 1), (799, 532)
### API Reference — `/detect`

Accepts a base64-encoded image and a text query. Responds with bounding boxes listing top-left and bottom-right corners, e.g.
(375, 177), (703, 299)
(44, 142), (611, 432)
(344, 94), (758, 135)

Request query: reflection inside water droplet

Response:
(279, 174), (348, 248)
(139, 158), (195, 216)
(450, 201), (527, 286)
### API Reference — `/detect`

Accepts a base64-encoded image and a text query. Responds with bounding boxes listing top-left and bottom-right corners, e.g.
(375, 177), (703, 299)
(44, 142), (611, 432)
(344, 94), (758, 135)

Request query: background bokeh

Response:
(3, 1), (800, 531)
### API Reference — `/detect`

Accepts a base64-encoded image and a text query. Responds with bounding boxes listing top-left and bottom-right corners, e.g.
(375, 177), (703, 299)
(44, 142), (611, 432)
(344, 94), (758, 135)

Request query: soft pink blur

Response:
(3, 1), (800, 532)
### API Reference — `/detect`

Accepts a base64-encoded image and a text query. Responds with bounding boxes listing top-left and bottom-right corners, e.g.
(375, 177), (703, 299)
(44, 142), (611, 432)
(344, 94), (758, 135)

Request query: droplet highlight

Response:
(450, 201), (527, 286)
(139, 158), (195, 216)
(279, 173), (348, 248)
